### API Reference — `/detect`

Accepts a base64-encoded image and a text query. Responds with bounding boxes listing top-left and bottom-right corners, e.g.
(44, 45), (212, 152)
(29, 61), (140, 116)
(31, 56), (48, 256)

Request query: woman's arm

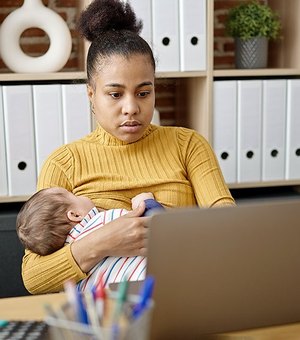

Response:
(71, 203), (148, 272)
(22, 204), (148, 294)
(22, 147), (78, 293)
(185, 131), (235, 208)
(22, 245), (86, 294)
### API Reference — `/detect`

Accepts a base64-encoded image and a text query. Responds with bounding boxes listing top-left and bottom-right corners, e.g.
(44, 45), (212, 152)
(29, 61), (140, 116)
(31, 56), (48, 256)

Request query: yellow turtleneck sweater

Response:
(22, 124), (235, 293)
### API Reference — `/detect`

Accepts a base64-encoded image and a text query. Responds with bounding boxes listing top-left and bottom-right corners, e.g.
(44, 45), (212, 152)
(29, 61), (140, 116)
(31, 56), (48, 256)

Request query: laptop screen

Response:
(146, 199), (300, 339)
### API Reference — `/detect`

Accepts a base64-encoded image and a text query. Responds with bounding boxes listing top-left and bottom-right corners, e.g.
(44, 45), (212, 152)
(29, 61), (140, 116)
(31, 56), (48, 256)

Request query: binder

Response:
(3, 85), (37, 196)
(262, 80), (286, 181)
(0, 86), (8, 196)
(61, 84), (92, 143)
(286, 79), (300, 180)
(152, 0), (180, 72)
(179, 0), (206, 71)
(129, 0), (152, 47)
(213, 80), (237, 184)
(237, 80), (262, 183)
(151, 108), (161, 125)
(33, 84), (64, 175)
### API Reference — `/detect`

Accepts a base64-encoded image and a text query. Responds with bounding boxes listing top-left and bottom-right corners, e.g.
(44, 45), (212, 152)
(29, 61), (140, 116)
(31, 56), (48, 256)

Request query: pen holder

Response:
(45, 293), (154, 340)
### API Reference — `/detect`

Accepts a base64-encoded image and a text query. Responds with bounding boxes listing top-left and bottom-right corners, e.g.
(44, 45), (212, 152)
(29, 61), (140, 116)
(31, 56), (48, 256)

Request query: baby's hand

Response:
(131, 192), (154, 210)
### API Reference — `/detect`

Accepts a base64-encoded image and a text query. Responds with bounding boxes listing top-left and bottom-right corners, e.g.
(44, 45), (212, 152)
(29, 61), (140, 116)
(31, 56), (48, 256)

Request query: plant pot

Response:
(235, 37), (268, 69)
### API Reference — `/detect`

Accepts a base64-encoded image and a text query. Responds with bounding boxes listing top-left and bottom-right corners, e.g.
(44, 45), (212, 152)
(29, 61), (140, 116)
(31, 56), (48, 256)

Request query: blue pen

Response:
(75, 288), (89, 325)
(64, 280), (88, 324)
(132, 275), (155, 320)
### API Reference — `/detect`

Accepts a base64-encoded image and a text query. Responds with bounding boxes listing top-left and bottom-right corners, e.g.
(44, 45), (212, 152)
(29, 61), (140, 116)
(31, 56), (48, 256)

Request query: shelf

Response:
(0, 72), (87, 82)
(0, 196), (30, 203)
(213, 68), (300, 78)
(156, 71), (207, 78)
(0, 71), (207, 82)
(228, 180), (300, 190)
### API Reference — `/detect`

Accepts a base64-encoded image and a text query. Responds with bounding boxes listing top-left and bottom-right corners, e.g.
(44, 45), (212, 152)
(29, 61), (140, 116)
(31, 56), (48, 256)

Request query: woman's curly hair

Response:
(77, 0), (142, 42)
(77, 0), (155, 86)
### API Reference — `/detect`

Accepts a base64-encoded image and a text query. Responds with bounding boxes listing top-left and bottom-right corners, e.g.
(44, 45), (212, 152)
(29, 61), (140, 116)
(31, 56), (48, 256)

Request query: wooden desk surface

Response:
(1, 293), (300, 339)
(0, 293), (67, 321)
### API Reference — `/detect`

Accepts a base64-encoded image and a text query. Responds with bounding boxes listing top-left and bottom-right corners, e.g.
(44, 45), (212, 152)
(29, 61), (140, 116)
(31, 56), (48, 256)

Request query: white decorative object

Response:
(0, 0), (72, 73)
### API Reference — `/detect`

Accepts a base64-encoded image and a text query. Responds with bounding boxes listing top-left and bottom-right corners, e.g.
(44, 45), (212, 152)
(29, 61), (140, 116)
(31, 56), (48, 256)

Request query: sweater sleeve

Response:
(22, 245), (87, 294)
(182, 130), (235, 208)
(21, 146), (83, 294)
(37, 145), (73, 191)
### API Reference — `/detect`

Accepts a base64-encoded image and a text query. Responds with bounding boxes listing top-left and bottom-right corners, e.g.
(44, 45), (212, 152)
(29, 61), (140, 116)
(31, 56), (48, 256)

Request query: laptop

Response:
(146, 199), (300, 339)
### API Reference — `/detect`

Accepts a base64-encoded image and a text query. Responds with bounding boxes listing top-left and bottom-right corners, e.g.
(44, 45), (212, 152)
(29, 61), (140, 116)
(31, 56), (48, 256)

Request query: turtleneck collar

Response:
(90, 124), (156, 146)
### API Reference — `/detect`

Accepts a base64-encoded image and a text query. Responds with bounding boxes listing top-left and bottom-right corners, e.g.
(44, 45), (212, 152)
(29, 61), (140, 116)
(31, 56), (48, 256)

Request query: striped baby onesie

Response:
(65, 207), (146, 291)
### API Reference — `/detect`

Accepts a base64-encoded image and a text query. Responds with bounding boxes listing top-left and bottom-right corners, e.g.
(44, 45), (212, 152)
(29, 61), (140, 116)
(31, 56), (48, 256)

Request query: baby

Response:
(16, 187), (164, 290)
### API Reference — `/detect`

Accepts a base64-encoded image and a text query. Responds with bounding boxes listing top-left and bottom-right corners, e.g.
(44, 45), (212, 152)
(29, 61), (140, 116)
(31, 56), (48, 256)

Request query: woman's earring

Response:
(90, 102), (95, 115)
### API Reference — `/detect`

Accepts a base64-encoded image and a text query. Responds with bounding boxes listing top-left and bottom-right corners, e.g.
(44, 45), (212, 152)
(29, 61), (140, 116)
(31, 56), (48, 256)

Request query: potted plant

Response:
(225, 1), (281, 69)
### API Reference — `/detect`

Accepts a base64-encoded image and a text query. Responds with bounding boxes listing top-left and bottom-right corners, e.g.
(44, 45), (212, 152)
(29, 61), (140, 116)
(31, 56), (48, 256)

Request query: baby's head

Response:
(16, 187), (95, 256)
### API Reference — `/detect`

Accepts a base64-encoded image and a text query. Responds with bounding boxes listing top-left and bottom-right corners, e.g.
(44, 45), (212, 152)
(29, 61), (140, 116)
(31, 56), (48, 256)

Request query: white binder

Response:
(62, 84), (92, 143)
(237, 80), (262, 183)
(152, 0), (180, 72)
(286, 79), (300, 180)
(179, 0), (206, 71)
(33, 84), (64, 175)
(3, 85), (37, 196)
(213, 81), (237, 184)
(151, 108), (161, 125)
(0, 86), (8, 196)
(129, 0), (152, 47)
(262, 80), (286, 181)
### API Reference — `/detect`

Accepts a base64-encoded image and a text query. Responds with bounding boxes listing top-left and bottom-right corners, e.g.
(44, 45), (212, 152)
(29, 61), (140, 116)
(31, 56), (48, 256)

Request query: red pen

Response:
(94, 274), (106, 324)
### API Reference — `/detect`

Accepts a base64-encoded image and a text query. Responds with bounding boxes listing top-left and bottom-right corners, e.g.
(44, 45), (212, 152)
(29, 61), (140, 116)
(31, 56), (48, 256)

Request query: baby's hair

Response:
(77, 0), (156, 86)
(16, 188), (74, 256)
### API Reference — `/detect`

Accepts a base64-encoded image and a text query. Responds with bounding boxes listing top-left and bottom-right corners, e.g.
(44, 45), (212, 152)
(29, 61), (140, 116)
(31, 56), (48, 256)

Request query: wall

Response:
(0, 0), (178, 125)
(0, 0), (256, 125)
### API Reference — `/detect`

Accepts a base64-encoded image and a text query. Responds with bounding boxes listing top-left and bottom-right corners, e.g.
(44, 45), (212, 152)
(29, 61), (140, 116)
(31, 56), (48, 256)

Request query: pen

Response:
(94, 275), (107, 324)
(64, 279), (88, 325)
(75, 288), (89, 325)
(132, 275), (155, 320)
(111, 277), (129, 340)
(44, 303), (72, 339)
(63, 280), (78, 321)
(84, 289), (103, 336)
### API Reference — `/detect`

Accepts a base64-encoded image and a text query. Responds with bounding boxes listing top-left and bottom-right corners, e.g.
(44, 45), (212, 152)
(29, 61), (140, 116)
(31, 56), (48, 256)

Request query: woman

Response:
(22, 0), (235, 294)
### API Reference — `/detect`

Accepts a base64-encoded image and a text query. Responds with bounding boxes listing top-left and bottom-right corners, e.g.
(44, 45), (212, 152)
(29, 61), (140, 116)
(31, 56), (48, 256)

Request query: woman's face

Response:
(88, 54), (155, 143)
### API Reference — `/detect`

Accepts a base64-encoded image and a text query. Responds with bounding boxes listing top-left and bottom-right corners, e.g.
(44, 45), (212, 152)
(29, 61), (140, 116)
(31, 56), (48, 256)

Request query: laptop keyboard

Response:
(0, 321), (48, 339)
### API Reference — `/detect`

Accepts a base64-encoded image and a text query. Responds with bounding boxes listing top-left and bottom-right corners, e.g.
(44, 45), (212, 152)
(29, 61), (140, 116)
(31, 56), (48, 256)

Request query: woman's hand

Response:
(70, 202), (150, 272)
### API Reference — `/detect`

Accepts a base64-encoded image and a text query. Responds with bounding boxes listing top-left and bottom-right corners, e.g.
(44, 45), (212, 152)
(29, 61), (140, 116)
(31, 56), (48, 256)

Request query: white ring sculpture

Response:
(0, 0), (72, 73)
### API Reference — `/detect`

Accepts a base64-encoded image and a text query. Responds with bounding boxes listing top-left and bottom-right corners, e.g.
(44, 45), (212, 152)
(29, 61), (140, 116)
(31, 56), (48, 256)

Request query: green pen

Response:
(111, 277), (129, 339)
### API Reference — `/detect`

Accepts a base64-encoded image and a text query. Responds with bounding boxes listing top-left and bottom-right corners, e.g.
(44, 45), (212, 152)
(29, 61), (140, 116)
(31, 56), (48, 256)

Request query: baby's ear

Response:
(67, 210), (82, 222)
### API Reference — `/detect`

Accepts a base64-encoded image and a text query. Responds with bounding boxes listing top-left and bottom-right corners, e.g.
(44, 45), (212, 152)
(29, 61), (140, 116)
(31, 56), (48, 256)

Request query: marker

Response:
(94, 275), (106, 323)
(111, 278), (129, 339)
(132, 276), (155, 320)
(113, 278), (129, 322)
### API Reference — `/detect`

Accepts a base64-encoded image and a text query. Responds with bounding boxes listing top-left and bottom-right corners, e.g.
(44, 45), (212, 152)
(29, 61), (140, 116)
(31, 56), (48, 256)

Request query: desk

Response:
(1, 293), (300, 339)
(0, 293), (67, 321)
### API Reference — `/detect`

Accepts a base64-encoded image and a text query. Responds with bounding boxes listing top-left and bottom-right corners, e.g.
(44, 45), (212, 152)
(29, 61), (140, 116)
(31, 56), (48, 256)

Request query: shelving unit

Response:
(211, 0), (300, 191)
(0, 0), (300, 203)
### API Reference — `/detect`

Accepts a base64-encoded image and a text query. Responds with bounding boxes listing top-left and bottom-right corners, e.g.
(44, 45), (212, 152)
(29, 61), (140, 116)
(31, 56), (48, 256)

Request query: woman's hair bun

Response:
(77, 0), (143, 42)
